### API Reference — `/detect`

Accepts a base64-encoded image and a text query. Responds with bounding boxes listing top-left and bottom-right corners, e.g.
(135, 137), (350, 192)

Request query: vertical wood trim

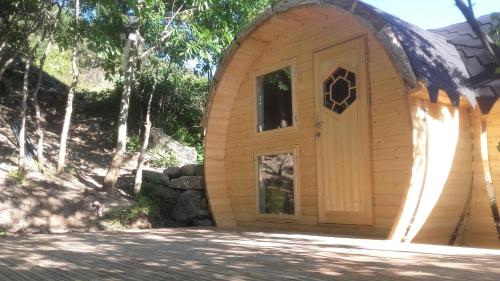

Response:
(448, 109), (475, 245)
(480, 115), (500, 237)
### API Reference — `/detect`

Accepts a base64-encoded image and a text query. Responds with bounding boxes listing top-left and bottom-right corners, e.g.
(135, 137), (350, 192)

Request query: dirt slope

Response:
(0, 65), (135, 234)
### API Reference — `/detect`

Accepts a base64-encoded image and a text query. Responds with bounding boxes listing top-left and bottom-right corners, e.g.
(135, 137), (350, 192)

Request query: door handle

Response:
(315, 121), (324, 128)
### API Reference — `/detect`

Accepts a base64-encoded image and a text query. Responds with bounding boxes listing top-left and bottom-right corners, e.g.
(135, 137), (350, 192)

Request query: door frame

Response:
(314, 36), (375, 225)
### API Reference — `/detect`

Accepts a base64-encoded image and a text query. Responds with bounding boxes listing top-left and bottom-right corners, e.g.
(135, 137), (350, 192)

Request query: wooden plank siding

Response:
(411, 102), (473, 244)
(205, 4), (498, 246)
(461, 105), (500, 249)
(219, 7), (413, 238)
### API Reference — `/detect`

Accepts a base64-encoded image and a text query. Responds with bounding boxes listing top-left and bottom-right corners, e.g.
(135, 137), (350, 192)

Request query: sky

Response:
(362, 0), (499, 29)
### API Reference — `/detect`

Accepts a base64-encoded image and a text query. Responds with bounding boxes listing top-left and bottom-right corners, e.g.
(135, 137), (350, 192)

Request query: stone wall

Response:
(138, 164), (213, 227)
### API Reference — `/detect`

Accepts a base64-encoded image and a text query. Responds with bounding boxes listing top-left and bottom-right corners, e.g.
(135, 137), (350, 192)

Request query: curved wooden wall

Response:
(205, 6), (413, 237)
(461, 104), (500, 248)
(390, 95), (472, 244)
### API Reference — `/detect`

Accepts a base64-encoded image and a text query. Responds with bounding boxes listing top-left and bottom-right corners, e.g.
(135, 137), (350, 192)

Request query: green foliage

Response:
(43, 43), (114, 91)
(8, 169), (27, 185)
(43, 45), (73, 85)
(2, 0), (278, 169)
(126, 61), (208, 160)
(0, 231), (9, 238)
(0, 0), (57, 56)
(126, 135), (142, 152)
(183, 0), (276, 76)
(149, 151), (181, 168)
(102, 195), (159, 226)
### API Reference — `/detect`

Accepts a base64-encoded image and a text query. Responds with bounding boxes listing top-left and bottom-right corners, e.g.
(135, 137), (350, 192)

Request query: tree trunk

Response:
(19, 58), (31, 171)
(103, 35), (137, 191)
(455, 0), (500, 65)
(0, 41), (7, 59)
(133, 77), (158, 196)
(57, 0), (79, 172)
(0, 50), (19, 82)
(57, 43), (79, 172)
(31, 41), (52, 173)
(30, 0), (63, 173)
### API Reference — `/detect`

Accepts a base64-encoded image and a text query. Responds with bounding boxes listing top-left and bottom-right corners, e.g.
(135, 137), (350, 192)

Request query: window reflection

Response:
(258, 153), (295, 215)
(257, 67), (293, 132)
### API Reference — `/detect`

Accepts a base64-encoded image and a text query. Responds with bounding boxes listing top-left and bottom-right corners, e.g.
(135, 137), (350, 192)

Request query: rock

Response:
(154, 187), (180, 203)
(169, 176), (205, 190)
(196, 209), (210, 219)
(117, 175), (134, 192)
(160, 173), (170, 186)
(133, 169), (163, 185)
(192, 219), (214, 227)
(140, 182), (157, 196)
(163, 167), (181, 179)
(200, 196), (209, 209)
(143, 170), (163, 184)
(149, 128), (197, 166)
(181, 164), (204, 176)
(172, 190), (202, 223)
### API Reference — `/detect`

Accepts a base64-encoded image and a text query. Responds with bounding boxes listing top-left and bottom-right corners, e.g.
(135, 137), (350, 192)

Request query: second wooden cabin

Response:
(201, 0), (500, 248)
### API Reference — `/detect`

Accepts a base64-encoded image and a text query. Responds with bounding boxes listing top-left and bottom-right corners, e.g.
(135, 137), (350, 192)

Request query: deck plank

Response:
(0, 228), (500, 280)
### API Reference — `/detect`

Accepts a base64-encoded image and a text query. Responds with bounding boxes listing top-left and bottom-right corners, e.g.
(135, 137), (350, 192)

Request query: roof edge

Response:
(201, 0), (420, 127)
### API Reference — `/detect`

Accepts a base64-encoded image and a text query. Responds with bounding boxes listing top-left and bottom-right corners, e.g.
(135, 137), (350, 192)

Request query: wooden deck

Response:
(1, 228), (500, 280)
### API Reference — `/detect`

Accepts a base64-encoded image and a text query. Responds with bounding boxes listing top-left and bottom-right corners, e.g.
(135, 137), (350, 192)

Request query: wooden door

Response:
(314, 37), (373, 225)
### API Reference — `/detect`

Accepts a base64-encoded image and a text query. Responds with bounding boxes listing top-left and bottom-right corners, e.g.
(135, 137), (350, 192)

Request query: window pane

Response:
(258, 153), (295, 215)
(257, 67), (293, 132)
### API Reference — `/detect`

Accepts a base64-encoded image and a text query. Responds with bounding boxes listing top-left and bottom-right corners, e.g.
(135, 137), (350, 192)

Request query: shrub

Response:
(102, 195), (160, 227)
(126, 135), (141, 152)
(8, 169), (27, 185)
(149, 152), (181, 168)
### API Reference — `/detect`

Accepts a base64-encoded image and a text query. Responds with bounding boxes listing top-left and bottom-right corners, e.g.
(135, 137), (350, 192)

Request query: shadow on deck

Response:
(1, 228), (500, 280)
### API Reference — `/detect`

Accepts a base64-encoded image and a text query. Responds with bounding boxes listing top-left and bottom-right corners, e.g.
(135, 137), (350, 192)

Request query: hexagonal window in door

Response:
(323, 68), (357, 114)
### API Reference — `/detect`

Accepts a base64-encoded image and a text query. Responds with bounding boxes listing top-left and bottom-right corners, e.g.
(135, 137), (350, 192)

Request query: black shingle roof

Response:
(377, 10), (476, 106)
(431, 14), (499, 113)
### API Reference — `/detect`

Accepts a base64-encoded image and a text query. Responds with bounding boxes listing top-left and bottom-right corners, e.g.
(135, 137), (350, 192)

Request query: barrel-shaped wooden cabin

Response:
(201, 0), (500, 248)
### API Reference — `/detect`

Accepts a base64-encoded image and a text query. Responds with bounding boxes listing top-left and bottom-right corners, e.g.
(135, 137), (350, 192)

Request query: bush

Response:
(8, 169), (27, 185)
(102, 195), (160, 227)
(149, 152), (181, 168)
(127, 63), (209, 162)
(126, 135), (141, 152)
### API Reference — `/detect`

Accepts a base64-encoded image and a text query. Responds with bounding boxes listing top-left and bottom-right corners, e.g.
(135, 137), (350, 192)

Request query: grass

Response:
(102, 195), (160, 227)
(8, 169), (27, 185)
(43, 45), (113, 92)
(126, 135), (142, 152)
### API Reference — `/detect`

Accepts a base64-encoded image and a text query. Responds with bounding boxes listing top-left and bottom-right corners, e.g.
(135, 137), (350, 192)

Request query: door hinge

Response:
(365, 54), (368, 65)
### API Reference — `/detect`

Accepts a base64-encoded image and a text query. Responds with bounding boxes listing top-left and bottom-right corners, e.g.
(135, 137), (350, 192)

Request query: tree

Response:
(57, 0), (81, 172)
(133, 72), (158, 196)
(12, 0), (60, 172)
(102, 0), (188, 191)
(18, 58), (30, 171)
(32, 1), (65, 173)
(187, 0), (276, 77)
